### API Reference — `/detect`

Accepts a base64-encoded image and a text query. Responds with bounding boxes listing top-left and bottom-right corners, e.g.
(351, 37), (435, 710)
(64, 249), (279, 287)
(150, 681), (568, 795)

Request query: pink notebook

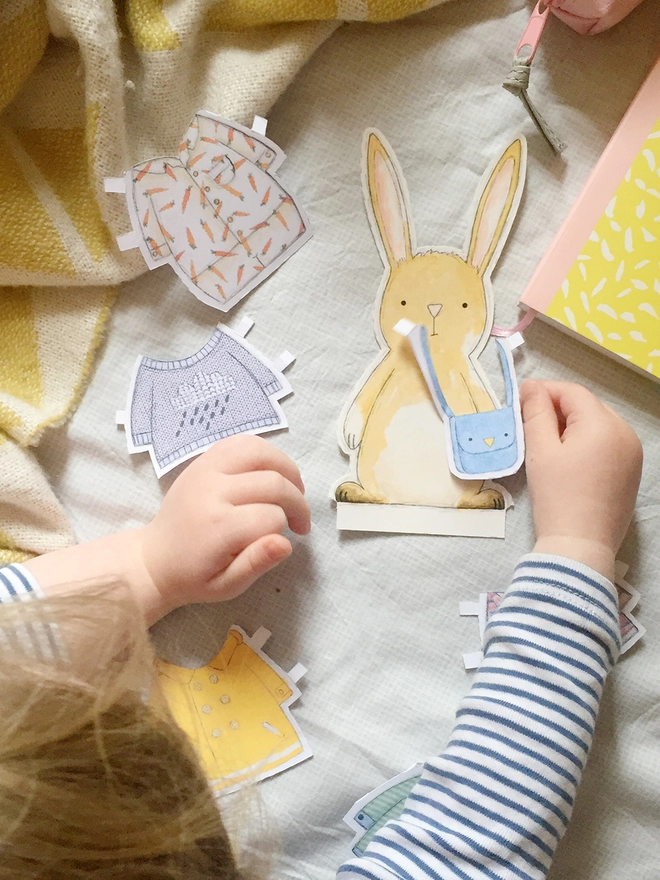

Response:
(520, 57), (660, 381)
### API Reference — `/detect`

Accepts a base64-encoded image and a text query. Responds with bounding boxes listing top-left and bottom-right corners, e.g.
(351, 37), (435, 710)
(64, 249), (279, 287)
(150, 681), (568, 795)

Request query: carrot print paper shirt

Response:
(155, 626), (311, 791)
(111, 112), (311, 311)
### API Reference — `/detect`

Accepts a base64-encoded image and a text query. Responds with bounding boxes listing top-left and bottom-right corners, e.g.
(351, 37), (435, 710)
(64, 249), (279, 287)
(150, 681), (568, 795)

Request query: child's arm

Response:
(22, 435), (310, 625)
(338, 380), (642, 880)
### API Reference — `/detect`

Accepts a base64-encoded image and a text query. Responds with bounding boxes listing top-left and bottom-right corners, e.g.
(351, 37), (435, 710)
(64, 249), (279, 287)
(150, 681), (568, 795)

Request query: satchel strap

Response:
(495, 338), (515, 408)
(419, 327), (454, 418)
(419, 329), (515, 415)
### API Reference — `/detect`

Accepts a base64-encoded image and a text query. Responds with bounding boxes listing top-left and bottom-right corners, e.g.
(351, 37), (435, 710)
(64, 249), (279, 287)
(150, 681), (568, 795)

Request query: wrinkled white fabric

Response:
(36, 2), (660, 878)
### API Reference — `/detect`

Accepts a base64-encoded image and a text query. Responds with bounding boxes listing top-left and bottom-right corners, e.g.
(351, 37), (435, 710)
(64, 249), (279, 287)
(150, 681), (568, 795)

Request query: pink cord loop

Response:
(491, 308), (538, 337)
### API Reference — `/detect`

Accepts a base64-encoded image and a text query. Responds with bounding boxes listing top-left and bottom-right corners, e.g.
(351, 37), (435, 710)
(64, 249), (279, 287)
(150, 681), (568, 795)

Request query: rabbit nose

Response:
(427, 303), (443, 318)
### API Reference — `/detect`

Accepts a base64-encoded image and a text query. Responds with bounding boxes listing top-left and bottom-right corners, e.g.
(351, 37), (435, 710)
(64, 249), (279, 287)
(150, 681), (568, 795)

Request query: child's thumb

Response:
(211, 534), (292, 601)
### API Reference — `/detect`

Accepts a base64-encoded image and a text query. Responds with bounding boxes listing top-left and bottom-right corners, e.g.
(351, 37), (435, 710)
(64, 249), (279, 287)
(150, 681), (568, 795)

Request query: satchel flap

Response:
(452, 408), (517, 454)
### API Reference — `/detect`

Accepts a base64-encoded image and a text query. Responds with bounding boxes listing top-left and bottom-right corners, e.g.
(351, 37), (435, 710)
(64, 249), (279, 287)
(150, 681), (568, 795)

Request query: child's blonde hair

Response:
(0, 583), (243, 879)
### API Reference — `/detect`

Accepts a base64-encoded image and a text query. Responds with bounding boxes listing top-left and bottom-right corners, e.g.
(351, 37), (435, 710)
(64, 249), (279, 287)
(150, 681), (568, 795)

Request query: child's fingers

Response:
(224, 471), (311, 535)
(223, 503), (290, 553)
(532, 381), (606, 434)
(204, 435), (305, 493)
(211, 534), (292, 600)
(520, 380), (561, 452)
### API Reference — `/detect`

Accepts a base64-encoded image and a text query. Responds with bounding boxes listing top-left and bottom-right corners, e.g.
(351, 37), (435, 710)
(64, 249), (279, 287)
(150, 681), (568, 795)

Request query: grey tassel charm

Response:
(503, 56), (567, 154)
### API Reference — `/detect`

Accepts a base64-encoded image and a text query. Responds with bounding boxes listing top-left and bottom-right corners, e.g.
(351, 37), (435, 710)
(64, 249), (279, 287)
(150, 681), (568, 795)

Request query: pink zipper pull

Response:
(515, 1), (550, 63)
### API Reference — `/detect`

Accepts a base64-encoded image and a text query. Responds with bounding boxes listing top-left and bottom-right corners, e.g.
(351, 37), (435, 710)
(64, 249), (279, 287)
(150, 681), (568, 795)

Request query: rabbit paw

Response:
(335, 482), (384, 503)
(343, 407), (364, 450)
(457, 487), (505, 510)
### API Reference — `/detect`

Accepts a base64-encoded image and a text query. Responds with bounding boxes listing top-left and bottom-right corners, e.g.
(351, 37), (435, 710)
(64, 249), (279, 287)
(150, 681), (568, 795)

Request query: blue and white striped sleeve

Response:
(0, 564), (44, 602)
(0, 564), (63, 661)
(337, 553), (621, 880)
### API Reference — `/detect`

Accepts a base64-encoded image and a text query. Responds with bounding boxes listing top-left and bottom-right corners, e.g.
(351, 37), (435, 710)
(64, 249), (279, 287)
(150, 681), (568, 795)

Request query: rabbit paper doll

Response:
(334, 131), (526, 514)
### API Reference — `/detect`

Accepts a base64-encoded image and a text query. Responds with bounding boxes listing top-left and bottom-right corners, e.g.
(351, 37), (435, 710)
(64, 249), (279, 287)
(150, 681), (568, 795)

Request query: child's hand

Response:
(24, 437), (309, 625)
(520, 380), (642, 580)
(139, 435), (310, 619)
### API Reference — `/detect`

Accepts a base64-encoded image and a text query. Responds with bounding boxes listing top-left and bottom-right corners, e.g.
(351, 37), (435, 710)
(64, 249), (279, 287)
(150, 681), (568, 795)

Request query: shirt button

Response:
(209, 674), (218, 684)
(228, 216), (233, 223)
(220, 694), (230, 704)
(265, 151), (271, 158)
(202, 705), (211, 715)
(193, 171), (198, 177)
(193, 682), (202, 691)
(205, 186), (210, 192)
(213, 199), (219, 205)
(212, 729), (222, 738)
(229, 720), (239, 730)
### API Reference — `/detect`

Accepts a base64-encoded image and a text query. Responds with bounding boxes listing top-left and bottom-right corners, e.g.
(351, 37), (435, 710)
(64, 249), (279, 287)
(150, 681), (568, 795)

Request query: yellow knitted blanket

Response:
(0, 0), (448, 562)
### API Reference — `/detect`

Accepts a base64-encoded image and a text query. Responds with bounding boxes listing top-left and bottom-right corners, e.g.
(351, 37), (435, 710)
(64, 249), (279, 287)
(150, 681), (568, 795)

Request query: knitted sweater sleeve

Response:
(337, 553), (621, 880)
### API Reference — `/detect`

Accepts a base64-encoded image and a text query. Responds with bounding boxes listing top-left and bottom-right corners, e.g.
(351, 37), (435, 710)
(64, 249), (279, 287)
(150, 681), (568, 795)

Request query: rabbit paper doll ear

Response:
(467, 138), (526, 278)
(364, 131), (413, 268)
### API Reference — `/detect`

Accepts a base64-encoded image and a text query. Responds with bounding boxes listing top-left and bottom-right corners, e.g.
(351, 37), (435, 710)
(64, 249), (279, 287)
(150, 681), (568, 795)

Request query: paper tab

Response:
(252, 115), (268, 136)
(104, 177), (126, 193)
(463, 650), (483, 670)
(287, 662), (307, 683)
(459, 601), (479, 617)
(116, 231), (141, 251)
(115, 410), (126, 426)
(234, 316), (255, 338)
(336, 502), (506, 538)
(249, 626), (271, 650)
(507, 331), (525, 350)
(393, 318), (415, 337)
(275, 350), (296, 372)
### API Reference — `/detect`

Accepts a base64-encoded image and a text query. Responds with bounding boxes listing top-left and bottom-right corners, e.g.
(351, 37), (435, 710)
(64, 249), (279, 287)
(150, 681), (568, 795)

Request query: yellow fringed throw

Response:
(0, 0), (449, 560)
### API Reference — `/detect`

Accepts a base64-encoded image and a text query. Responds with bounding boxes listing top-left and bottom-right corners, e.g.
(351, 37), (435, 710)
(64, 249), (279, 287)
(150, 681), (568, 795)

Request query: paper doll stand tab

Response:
(104, 112), (312, 312)
(117, 319), (294, 477)
(155, 625), (311, 792)
(333, 131), (526, 537)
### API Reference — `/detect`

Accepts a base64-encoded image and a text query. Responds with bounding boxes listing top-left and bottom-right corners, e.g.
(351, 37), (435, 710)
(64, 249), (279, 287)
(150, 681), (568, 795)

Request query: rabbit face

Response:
(364, 131), (523, 364)
(381, 252), (489, 354)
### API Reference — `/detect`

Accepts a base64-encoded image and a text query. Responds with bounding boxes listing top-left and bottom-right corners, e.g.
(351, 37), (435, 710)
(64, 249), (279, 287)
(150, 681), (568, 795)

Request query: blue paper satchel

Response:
(399, 322), (525, 480)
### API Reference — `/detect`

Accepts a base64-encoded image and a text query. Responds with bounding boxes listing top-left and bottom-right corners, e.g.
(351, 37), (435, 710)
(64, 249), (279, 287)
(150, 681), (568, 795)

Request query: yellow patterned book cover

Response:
(520, 58), (660, 380)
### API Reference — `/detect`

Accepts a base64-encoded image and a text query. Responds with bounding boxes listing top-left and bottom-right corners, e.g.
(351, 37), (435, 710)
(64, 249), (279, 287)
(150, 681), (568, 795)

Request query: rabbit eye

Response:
(400, 300), (406, 306)
(468, 438), (473, 442)
(504, 433), (508, 437)
(462, 302), (468, 308)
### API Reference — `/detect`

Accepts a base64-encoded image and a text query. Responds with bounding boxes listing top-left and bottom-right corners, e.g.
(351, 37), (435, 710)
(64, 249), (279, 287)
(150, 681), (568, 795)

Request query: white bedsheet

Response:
(36, 1), (660, 877)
